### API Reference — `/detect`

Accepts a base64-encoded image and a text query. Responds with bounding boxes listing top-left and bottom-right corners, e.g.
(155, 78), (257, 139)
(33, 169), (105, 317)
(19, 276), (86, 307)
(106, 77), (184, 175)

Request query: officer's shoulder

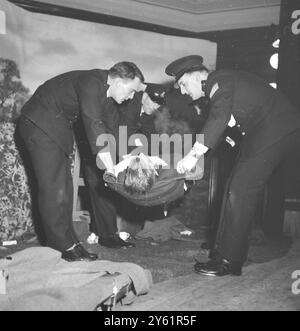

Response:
(210, 69), (236, 80)
(208, 70), (236, 90)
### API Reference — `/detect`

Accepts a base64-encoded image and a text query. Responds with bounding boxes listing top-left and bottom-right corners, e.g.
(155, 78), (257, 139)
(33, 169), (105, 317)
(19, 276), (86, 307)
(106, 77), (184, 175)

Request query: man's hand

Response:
(177, 142), (209, 174)
(141, 92), (160, 115)
(141, 104), (157, 116)
(114, 156), (133, 177)
(96, 151), (114, 171)
(176, 152), (199, 174)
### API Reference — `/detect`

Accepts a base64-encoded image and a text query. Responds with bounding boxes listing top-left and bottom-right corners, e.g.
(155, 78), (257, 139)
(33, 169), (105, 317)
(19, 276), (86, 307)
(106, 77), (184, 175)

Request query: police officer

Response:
(165, 55), (300, 276)
(19, 62), (144, 261)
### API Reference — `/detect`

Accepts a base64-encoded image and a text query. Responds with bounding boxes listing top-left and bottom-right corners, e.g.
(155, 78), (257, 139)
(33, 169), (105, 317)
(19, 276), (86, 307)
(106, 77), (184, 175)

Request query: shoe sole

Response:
(194, 270), (218, 276)
(194, 268), (242, 276)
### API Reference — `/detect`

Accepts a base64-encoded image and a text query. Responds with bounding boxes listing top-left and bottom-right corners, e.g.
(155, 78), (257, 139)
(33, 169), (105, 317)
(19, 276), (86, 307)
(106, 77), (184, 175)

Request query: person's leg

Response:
(19, 117), (76, 251)
(196, 130), (300, 275)
(204, 144), (240, 251)
(82, 160), (118, 236)
(83, 160), (135, 248)
(18, 117), (97, 260)
(214, 159), (269, 263)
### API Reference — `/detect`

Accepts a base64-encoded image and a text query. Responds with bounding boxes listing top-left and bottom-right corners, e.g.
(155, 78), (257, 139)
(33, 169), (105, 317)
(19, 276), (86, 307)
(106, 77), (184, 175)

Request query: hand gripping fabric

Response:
(103, 163), (203, 207)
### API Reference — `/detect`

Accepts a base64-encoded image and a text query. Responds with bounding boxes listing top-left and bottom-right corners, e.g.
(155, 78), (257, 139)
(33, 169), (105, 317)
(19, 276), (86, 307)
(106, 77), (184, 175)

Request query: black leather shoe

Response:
(194, 256), (242, 277)
(62, 244), (98, 262)
(98, 234), (136, 249)
(75, 244), (98, 260)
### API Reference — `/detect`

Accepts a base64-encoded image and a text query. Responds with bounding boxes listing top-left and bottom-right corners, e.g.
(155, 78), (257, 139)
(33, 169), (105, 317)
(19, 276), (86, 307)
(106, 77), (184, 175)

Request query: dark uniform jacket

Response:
(21, 69), (118, 156)
(199, 70), (300, 158)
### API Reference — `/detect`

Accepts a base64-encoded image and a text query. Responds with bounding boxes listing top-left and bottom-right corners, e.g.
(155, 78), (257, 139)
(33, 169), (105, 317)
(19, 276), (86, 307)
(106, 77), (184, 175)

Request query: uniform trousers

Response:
(215, 129), (300, 263)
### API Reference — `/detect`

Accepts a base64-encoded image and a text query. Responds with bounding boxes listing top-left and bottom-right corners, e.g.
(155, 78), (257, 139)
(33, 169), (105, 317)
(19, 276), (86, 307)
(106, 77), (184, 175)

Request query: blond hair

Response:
(124, 155), (156, 194)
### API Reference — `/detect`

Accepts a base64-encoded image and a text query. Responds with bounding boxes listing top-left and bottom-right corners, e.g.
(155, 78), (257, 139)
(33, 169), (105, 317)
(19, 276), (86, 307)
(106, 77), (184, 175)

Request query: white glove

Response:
(176, 152), (199, 174)
(96, 151), (115, 174)
(177, 141), (209, 174)
(113, 156), (133, 177)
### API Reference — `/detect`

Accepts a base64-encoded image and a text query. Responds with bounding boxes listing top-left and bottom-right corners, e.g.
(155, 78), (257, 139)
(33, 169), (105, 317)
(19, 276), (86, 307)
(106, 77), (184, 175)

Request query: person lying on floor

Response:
(103, 153), (203, 207)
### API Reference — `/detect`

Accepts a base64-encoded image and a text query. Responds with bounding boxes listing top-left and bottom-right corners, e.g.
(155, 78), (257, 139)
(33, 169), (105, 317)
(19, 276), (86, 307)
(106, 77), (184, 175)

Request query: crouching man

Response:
(18, 62), (144, 261)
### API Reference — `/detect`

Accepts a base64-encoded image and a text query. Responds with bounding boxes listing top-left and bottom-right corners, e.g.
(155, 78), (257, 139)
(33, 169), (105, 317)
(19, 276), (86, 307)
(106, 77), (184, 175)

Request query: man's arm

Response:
(76, 74), (118, 172)
(76, 74), (109, 155)
(177, 78), (234, 173)
(197, 78), (234, 151)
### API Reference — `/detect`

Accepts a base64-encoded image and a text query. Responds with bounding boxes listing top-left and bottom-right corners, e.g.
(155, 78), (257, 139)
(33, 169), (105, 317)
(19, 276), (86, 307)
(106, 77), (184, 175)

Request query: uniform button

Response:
(237, 124), (241, 128)
(242, 132), (246, 136)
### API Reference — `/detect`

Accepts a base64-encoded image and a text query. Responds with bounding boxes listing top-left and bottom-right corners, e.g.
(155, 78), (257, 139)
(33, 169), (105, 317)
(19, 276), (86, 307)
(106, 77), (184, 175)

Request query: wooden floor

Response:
(1, 225), (299, 311)
(117, 239), (300, 311)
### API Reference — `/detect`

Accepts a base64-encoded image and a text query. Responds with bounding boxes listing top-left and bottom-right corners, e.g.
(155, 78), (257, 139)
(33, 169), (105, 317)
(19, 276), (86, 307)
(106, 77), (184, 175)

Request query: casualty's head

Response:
(165, 55), (209, 100)
(107, 61), (144, 104)
(124, 153), (157, 194)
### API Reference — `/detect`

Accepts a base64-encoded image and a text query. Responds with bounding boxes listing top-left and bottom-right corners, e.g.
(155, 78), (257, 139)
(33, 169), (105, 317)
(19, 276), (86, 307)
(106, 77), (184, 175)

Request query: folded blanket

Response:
(0, 247), (152, 311)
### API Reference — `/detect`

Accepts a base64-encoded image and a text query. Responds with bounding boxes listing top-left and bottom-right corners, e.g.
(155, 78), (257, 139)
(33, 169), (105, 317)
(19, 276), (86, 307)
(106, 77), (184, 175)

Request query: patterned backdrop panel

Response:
(0, 122), (33, 241)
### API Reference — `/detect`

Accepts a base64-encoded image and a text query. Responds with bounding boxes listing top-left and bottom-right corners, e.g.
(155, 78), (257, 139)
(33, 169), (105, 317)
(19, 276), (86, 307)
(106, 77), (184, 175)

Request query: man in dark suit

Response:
(18, 62), (144, 261)
(165, 55), (300, 276)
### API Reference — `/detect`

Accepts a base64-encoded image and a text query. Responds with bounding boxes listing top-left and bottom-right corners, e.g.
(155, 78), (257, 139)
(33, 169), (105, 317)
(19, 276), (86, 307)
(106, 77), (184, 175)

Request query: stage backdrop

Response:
(0, 0), (216, 94)
(0, 0), (216, 240)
